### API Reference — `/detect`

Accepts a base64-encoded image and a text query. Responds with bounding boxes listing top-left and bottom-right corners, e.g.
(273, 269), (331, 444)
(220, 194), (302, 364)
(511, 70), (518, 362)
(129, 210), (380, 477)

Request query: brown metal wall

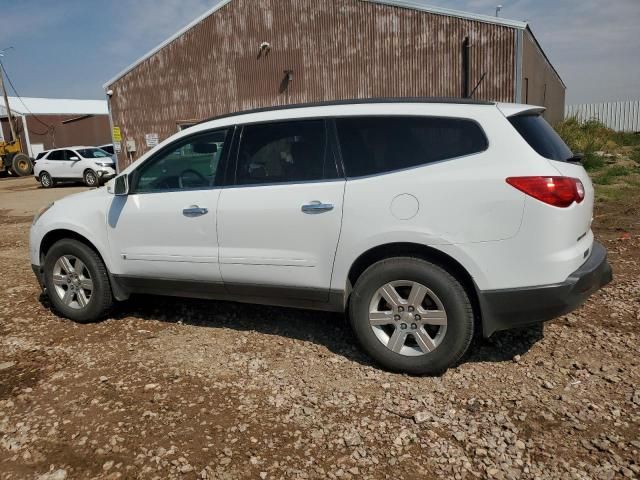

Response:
(2, 114), (111, 153)
(108, 0), (517, 168)
(521, 30), (565, 124)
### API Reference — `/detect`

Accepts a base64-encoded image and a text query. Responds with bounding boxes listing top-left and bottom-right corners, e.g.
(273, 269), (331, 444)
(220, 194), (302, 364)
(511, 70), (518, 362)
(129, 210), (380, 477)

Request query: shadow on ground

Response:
(40, 292), (544, 374)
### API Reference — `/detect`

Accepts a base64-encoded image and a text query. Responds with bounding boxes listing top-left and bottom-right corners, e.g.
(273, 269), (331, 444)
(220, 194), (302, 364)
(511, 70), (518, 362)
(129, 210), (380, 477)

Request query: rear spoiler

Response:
(497, 103), (546, 118)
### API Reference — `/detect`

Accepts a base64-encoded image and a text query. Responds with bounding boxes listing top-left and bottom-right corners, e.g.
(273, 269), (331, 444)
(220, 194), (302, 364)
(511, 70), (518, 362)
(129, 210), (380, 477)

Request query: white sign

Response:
(145, 133), (159, 148)
(126, 139), (137, 153)
(114, 141), (122, 153)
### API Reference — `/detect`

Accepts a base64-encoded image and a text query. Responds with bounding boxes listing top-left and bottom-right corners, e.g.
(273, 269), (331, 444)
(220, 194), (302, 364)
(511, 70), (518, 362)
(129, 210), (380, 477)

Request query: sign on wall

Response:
(112, 126), (122, 142)
(145, 133), (159, 148)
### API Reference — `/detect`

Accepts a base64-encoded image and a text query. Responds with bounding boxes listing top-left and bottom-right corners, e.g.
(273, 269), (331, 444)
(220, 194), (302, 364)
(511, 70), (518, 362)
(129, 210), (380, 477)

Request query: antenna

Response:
(495, 5), (503, 17)
(468, 72), (487, 99)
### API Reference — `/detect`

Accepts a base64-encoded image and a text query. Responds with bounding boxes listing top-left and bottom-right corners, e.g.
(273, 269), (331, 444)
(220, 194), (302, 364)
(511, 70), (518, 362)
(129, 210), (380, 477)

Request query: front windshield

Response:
(77, 148), (112, 159)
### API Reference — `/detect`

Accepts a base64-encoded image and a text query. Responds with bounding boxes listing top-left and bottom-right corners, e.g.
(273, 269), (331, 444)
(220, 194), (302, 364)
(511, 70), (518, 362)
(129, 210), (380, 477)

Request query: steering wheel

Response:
(178, 169), (208, 189)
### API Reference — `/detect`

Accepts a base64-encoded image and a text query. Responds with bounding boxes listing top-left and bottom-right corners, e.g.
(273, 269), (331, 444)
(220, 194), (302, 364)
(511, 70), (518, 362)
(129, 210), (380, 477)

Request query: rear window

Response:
(509, 114), (573, 161)
(336, 116), (488, 178)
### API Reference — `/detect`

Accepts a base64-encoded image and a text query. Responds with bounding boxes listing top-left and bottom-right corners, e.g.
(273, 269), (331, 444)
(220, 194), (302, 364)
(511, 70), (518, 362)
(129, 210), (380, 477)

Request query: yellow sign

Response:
(112, 127), (122, 142)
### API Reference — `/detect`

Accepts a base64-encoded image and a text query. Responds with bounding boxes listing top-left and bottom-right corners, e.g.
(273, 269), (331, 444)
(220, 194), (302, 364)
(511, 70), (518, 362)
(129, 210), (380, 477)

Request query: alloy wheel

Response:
(368, 280), (447, 356)
(51, 255), (93, 310)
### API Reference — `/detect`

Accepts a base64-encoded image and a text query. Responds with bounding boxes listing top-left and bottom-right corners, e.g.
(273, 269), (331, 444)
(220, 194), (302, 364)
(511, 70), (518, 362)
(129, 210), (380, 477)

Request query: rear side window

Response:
(46, 150), (64, 160)
(336, 116), (488, 178)
(36, 151), (48, 160)
(508, 114), (573, 161)
(235, 120), (337, 186)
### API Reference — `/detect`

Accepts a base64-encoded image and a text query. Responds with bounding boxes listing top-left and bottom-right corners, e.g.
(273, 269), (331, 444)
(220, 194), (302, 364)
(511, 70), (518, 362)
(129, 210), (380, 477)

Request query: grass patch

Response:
(593, 165), (633, 185)
(554, 117), (640, 201)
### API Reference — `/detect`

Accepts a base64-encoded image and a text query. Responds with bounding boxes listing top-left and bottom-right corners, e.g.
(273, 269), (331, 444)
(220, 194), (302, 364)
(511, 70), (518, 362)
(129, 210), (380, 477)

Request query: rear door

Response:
(44, 149), (72, 178)
(217, 119), (345, 301)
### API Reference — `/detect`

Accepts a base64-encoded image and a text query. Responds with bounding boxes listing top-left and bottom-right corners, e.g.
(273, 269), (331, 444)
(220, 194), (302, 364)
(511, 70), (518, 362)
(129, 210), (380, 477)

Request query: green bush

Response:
(555, 117), (621, 172)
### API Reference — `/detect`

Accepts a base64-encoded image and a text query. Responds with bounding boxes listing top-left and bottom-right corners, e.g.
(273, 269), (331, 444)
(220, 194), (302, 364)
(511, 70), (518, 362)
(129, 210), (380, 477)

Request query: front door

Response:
(107, 129), (230, 286)
(218, 119), (345, 301)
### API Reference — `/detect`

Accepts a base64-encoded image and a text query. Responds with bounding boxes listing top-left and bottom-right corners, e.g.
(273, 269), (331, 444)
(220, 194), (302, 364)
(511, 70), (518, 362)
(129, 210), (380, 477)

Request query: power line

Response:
(0, 60), (54, 135)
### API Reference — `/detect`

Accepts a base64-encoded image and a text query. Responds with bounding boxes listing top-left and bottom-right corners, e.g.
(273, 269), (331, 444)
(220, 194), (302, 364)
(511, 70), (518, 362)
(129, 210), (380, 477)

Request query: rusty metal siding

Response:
(2, 115), (110, 152)
(108, 0), (516, 168)
(521, 30), (565, 124)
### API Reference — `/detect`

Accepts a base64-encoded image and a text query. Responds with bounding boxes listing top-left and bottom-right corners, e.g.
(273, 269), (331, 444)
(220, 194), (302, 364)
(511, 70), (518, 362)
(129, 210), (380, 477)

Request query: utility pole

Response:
(0, 47), (17, 142)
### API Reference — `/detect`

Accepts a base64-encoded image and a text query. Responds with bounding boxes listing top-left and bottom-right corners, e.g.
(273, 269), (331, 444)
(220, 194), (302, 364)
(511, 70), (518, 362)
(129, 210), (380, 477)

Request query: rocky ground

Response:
(0, 176), (638, 480)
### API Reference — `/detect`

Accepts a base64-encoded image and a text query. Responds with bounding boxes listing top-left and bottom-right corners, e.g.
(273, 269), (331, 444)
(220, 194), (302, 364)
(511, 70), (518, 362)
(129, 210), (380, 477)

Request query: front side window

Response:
(336, 116), (488, 178)
(77, 148), (111, 159)
(132, 130), (228, 193)
(65, 150), (79, 160)
(235, 120), (336, 186)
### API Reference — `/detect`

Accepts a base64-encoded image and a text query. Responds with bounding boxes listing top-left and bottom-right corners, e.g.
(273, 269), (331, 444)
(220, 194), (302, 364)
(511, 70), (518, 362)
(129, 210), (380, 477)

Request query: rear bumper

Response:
(479, 241), (612, 337)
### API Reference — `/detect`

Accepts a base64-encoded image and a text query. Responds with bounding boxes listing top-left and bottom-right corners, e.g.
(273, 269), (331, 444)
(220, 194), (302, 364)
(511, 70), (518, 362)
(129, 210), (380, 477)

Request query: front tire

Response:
(349, 257), (474, 375)
(43, 239), (113, 323)
(83, 169), (98, 187)
(39, 171), (54, 188)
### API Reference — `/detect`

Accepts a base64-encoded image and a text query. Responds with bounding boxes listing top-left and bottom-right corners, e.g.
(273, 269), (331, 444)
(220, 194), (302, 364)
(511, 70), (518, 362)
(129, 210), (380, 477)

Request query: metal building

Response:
(0, 97), (111, 158)
(104, 0), (565, 169)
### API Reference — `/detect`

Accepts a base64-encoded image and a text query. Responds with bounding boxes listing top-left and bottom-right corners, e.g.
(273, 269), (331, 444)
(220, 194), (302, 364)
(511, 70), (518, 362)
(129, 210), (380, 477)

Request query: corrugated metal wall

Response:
(108, 0), (517, 168)
(565, 101), (640, 132)
(521, 29), (565, 125)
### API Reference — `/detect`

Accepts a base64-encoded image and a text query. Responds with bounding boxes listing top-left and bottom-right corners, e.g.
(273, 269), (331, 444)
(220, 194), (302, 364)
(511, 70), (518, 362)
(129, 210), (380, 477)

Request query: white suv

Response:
(29, 99), (612, 374)
(34, 146), (116, 188)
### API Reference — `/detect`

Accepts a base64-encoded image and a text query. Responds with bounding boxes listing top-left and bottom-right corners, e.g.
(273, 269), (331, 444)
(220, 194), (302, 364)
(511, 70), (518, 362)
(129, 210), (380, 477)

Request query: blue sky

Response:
(0, 0), (638, 104)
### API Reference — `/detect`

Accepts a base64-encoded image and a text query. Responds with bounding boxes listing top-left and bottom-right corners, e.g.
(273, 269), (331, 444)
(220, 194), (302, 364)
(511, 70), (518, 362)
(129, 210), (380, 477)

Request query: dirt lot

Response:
(0, 176), (638, 480)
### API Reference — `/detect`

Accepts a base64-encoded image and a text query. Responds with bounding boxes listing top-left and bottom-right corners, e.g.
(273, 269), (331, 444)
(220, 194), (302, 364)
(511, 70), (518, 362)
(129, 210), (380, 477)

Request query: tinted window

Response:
(64, 150), (78, 160)
(509, 114), (572, 162)
(36, 151), (49, 160)
(77, 148), (111, 159)
(133, 130), (228, 193)
(336, 116), (488, 177)
(236, 120), (336, 186)
(46, 150), (65, 160)
(101, 145), (114, 154)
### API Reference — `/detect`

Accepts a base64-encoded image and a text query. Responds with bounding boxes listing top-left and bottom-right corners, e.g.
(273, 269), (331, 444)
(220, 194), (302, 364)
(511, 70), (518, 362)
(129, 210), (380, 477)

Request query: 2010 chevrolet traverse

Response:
(30, 99), (612, 374)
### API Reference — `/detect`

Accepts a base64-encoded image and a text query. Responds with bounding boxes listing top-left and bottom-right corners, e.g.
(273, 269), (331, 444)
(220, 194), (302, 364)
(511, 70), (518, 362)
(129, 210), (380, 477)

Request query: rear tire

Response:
(83, 169), (98, 187)
(39, 171), (54, 188)
(12, 153), (33, 176)
(43, 239), (113, 323)
(348, 257), (474, 375)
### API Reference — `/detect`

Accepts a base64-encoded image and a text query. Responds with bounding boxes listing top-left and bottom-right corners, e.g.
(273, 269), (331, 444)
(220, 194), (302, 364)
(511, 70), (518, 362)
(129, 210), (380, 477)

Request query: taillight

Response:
(506, 176), (585, 208)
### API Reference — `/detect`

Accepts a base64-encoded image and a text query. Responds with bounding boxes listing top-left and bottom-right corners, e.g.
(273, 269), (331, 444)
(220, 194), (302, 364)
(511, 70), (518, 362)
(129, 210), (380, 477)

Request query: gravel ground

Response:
(1, 177), (638, 480)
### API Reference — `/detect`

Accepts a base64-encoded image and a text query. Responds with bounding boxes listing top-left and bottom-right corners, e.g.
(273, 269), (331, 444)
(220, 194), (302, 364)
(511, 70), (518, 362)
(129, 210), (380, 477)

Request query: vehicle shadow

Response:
(104, 294), (544, 372)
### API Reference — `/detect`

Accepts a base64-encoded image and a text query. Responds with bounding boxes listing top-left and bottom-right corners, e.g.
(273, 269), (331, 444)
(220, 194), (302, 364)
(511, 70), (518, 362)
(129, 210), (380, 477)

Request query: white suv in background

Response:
(29, 99), (612, 374)
(34, 146), (116, 188)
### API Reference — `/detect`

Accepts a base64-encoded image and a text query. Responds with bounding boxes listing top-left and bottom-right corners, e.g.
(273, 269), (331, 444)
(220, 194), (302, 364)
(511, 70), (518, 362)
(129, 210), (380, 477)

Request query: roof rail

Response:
(196, 96), (495, 126)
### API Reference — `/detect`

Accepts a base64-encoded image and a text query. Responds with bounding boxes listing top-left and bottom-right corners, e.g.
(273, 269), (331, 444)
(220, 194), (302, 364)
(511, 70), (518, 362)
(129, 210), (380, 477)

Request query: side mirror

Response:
(69, 156), (80, 161)
(114, 174), (129, 196)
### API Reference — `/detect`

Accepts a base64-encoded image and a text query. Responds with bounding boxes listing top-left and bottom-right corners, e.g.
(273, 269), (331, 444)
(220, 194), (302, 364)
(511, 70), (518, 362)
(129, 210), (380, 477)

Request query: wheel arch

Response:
(39, 229), (128, 301)
(346, 242), (482, 326)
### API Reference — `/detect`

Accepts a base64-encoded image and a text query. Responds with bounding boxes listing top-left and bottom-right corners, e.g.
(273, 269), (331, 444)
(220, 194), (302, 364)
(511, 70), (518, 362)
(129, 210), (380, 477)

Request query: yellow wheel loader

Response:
(0, 138), (32, 176)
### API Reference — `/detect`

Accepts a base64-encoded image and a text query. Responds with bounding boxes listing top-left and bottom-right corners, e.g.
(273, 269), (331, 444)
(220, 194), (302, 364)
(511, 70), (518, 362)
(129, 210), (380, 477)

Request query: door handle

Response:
(183, 205), (208, 217)
(301, 201), (334, 214)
